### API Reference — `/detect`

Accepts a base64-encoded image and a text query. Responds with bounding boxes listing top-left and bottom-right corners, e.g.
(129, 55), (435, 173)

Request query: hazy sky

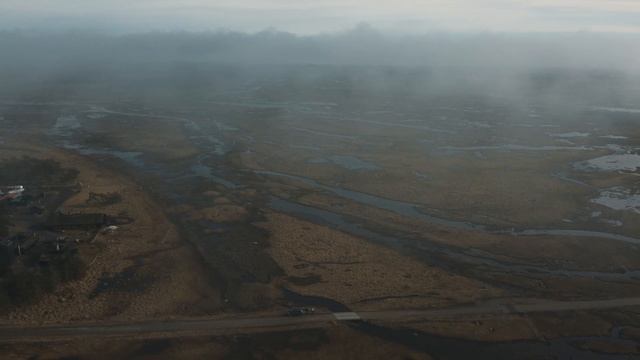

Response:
(2, 0), (640, 34)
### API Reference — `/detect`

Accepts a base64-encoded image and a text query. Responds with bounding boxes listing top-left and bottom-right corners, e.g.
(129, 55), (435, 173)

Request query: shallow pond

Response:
(592, 187), (640, 214)
(576, 154), (640, 172)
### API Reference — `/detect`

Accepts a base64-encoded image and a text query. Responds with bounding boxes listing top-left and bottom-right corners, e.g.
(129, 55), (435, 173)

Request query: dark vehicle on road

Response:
(286, 307), (315, 316)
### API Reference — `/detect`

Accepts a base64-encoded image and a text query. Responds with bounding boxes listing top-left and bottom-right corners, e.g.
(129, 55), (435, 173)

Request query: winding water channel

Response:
(254, 170), (640, 245)
(49, 105), (640, 284)
(24, 102), (640, 359)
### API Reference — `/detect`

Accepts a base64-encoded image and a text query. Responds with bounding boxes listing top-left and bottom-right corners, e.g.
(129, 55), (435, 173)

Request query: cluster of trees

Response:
(0, 205), (10, 278)
(0, 157), (78, 186)
(0, 247), (86, 309)
(0, 204), (8, 238)
(0, 157), (83, 309)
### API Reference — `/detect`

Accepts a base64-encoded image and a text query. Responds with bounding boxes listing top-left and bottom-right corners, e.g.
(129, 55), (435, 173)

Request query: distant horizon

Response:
(4, 24), (640, 37)
(2, 0), (640, 35)
(1, 26), (639, 74)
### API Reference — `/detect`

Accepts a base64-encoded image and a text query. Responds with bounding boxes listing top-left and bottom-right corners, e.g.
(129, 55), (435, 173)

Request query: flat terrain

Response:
(0, 138), (216, 324)
(2, 297), (640, 342)
(261, 212), (501, 310)
(1, 66), (640, 358)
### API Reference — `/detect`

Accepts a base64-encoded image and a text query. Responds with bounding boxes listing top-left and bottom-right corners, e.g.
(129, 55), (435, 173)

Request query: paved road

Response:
(2, 297), (640, 342)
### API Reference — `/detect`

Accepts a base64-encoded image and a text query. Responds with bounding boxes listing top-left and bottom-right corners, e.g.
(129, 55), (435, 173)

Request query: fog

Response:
(3, 0), (640, 34)
(1, 27), (639, 91)
(0, 27), (636, 121)
(2, 27), (639, 69)
(2, 1), (639, 107)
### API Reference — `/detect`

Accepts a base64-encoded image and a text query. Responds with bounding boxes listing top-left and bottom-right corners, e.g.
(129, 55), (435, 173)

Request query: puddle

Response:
(415, 171), (432, 181)
(510, 123), (559, 128)
(185, 121), (232, 156)
(341, 118), (454, 134)
(206, 135), (231, 156)
(551, 132), (590, 138)
(465, 121), (493, 128)
(60, 143), (146, 168)
(214, 121), (238, 132)
(600, 144), (628, 153)
(592, 106), (640, 114)
(86, 112), (107, 120)
(575, 154), (640, 172)
(592, 187), (640, 214)
(292, 127), (357, 140)
(440, 144), (592, 152)
(512, 229), (640, 245)
(554, 139), (575, 146)
(601, 135), (628, 140)
(329, 156), (379, 171)
(184, 119), (202, 132)
(308, 155), (379, 171)
(190, 162), (239, 189)
(289, 145), (322, 151)
(551, 172), (593, 188)
(474, 151), (487, 159)
(601, 219), (624, 227)
(50, 115), (81, 136)
(84, 107), (188, 122)
(189, 135), (231, 156)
